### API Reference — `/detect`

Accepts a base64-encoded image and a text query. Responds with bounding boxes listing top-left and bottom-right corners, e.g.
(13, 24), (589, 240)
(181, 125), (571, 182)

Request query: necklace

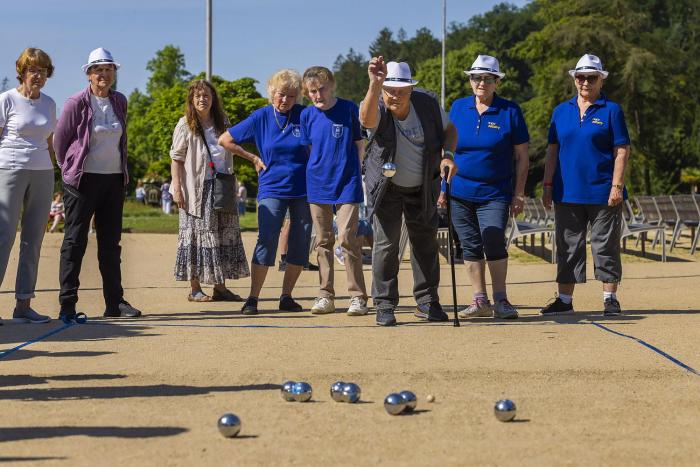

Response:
(272, 107), (290, 133)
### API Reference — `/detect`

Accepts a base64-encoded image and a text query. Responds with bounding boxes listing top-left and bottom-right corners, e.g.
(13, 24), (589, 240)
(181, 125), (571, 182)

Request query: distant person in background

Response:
(135, 180), (146, 204)
(170, 79), (249, 302)
(49, 192), (65, 233)
(54, 47), (142, 321)
(237, 181), (247, 216)
(219, 69), (311, 316)
(161, 179), (172, 214)
(541, 54), (630, 317)
(447, 55), (529, 321)
(300, 66), (368, 317)
(0, 48), (57, 325)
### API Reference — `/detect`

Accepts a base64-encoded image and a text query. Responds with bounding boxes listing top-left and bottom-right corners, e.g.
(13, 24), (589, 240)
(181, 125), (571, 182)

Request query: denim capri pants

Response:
(253, 197), (312, 266)
(450, 197), (510, 261)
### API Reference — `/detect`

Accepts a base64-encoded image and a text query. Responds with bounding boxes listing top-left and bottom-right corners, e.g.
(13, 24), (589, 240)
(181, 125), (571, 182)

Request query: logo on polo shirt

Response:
(487, 121), (501, 130)
(591, 117), (604, 126)
(292, 124), (301, 137)
(332, 124), (343, 139)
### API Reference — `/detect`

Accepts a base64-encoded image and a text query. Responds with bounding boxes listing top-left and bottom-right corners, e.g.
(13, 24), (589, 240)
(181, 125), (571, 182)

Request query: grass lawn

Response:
(122, 201), (258, 233)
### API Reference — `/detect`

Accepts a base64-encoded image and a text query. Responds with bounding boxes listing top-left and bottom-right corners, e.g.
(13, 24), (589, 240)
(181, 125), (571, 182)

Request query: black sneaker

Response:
(603, 298), (622, 316)
(304, 262), (319, 271)
(540, 297), (574, 316)
(104, 300), (142, 318)
(59, 307), (77, 323)
(279, 295), (302, 312)
(414, 302), (449, 322)
(242, 297), (259, 315)
(376, 308), (397, 326)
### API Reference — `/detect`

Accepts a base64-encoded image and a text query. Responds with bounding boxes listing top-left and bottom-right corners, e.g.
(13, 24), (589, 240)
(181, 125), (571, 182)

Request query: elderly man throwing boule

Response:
(359, 57), (457, 326)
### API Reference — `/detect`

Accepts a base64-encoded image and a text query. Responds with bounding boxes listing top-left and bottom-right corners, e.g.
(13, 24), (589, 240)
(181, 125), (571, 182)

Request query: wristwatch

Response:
(442, 150), (455, 160)
(612, 184), (624, 190)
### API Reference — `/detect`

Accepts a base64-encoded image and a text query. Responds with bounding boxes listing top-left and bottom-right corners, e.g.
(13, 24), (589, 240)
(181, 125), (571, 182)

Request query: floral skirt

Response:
(174, 180), (250, 284)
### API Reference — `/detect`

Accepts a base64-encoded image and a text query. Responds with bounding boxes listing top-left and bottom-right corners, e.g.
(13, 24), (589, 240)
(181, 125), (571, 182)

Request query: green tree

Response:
(334, 48), (368, 104)
(145, 45), (191, 95)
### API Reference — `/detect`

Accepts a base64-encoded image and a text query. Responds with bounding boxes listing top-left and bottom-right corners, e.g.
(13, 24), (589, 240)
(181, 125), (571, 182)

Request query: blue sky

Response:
(1, 0), (527, 108)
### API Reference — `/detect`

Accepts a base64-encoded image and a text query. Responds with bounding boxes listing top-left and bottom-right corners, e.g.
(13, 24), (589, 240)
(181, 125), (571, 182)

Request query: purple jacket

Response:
(54, 86), (129, 187)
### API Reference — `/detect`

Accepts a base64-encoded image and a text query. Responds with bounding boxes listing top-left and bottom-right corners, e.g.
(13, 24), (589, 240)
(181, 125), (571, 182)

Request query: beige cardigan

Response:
(169, 117), (235, 216)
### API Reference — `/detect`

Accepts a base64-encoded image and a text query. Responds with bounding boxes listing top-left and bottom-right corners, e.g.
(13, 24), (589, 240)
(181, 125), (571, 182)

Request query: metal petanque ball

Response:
(494, 399), (517, 422)
(342, 383), (361, 403)
(281, 380), (296, 402)
(291, 382), (313, 402)
(381, 162), (397, 178)
(384, 393), (407, 415)
(217, 413), (242, 438)
(399, 390), (417, 413)
(330, 381), (346, 402)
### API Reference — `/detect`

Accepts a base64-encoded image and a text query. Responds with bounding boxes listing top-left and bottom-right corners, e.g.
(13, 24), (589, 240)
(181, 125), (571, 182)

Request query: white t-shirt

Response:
(203, 126), (228, 180)
(0, 88), (56, 170)
(83, 95), (123, 174)
(364, 101), (449, 188)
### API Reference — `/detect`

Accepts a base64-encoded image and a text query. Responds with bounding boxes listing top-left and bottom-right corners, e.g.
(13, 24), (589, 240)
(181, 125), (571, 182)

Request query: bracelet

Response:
(612, 184), (624, 190)
(443, 150), (455, 160)
(514, 195), (525, 202)
(543, 182), (553, 187)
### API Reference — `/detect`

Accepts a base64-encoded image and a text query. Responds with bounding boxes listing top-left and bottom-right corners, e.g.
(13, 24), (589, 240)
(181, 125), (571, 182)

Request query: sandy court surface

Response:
(1, 232), (699, 466)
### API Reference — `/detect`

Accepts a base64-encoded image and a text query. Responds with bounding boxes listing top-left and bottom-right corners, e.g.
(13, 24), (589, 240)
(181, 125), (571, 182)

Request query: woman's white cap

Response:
(82, 47), (121, 73)
(568, 54), (609, 79)
(465, 55), (505, 79)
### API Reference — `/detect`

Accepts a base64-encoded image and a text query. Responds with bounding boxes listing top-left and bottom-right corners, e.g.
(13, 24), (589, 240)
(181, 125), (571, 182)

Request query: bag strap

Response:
(195, 118), (217, 177)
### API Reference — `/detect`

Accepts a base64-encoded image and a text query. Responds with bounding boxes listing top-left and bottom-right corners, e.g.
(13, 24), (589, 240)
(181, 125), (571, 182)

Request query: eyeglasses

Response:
(274, 91), (298, 101)
(382, 87), (411, 98)
(470, 75), (497, 84)
(26, 67), (48, 76)
(575, 74), (599, 84)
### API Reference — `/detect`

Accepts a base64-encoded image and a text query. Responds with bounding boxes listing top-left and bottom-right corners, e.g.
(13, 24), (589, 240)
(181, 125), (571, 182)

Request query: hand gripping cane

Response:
(444, 166), (460, 327)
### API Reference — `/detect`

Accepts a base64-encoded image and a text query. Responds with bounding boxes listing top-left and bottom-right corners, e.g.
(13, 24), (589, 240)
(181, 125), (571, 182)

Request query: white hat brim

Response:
(568, 69), (608, 79)
(82, 61), (121, 73)
(464, 70), (505, 79)
(382, 80), (419, 88)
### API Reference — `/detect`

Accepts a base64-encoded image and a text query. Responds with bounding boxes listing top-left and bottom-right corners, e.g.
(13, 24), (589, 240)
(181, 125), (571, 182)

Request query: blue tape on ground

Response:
(591, 322), (700, 377)
(0, 323), (74, 360)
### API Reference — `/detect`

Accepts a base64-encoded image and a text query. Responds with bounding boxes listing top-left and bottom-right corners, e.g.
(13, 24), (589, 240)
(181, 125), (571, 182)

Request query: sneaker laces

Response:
(350, 296), (364, 307)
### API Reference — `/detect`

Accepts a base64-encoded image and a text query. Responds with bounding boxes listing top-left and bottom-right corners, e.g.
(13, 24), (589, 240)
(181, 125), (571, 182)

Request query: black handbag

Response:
(196, 119), (237, 213)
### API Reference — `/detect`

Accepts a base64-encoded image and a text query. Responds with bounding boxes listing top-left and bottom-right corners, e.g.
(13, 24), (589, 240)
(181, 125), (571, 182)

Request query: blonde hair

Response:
(266, 69), (302, 104)
(15, 48), (54, 83)
(302, 66), (335, 95)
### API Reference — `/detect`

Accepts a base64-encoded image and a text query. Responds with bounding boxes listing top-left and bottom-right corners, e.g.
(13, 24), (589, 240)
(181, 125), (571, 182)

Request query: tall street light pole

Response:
(441, 0), (446, 108)
(206, 0), (212, 81)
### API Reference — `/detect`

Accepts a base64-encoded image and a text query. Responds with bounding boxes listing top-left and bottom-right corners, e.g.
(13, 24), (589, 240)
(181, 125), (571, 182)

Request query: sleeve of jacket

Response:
(53, 97), (79, 168)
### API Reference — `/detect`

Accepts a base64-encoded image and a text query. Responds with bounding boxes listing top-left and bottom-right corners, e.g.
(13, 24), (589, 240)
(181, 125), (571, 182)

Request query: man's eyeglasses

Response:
(469, 75), (497, 84)
(575, 74), (599, 84)
(382, 87), (411, 98)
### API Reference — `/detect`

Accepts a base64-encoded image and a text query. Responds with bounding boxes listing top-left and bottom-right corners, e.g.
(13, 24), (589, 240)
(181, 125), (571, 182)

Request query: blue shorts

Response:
(450, 197), (510, 261)
(253, 197), (312, 266)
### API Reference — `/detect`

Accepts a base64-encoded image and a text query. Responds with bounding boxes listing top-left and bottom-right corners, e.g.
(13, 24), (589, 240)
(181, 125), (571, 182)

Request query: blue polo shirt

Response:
(449, 94), (529, 202)
(300, 98), (363, 204)
(548, 94), (630, 204)
(227, 104), (308, 200)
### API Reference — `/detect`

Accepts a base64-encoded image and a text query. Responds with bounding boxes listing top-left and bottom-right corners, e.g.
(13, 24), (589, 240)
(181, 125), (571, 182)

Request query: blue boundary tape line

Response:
(591, 322), (700, 377)
(0, 322), (75, 360)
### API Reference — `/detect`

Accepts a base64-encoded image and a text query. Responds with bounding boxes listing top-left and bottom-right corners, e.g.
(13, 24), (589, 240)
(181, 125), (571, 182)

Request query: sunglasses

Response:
(575, 74), (599, 84)
(470, 75), (497, 84)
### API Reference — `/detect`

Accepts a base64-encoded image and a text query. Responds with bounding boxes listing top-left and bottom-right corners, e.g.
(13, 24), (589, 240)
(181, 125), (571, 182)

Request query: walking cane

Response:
(444, 166), (460, 327)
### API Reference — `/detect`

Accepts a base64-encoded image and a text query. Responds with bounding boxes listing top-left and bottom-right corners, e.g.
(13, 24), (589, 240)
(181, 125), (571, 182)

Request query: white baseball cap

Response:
(383, 61), (419, 88)
(82, 47), (121, 73)
(568, 54), (609, 79)
(465, 55), (505, 79)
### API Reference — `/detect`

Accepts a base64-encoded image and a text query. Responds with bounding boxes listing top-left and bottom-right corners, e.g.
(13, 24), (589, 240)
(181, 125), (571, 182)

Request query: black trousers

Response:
(372, 183), (440, 308)
(59, 173), (125, 311)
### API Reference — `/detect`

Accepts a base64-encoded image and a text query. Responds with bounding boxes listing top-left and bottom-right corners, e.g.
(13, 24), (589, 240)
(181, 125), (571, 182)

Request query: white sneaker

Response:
(311, 297), (335, 315)
(334, 246), (345, 265)
(458, 299), (492, 318)
(347, 297), (369, 316)
(493, 299), (518, 319)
